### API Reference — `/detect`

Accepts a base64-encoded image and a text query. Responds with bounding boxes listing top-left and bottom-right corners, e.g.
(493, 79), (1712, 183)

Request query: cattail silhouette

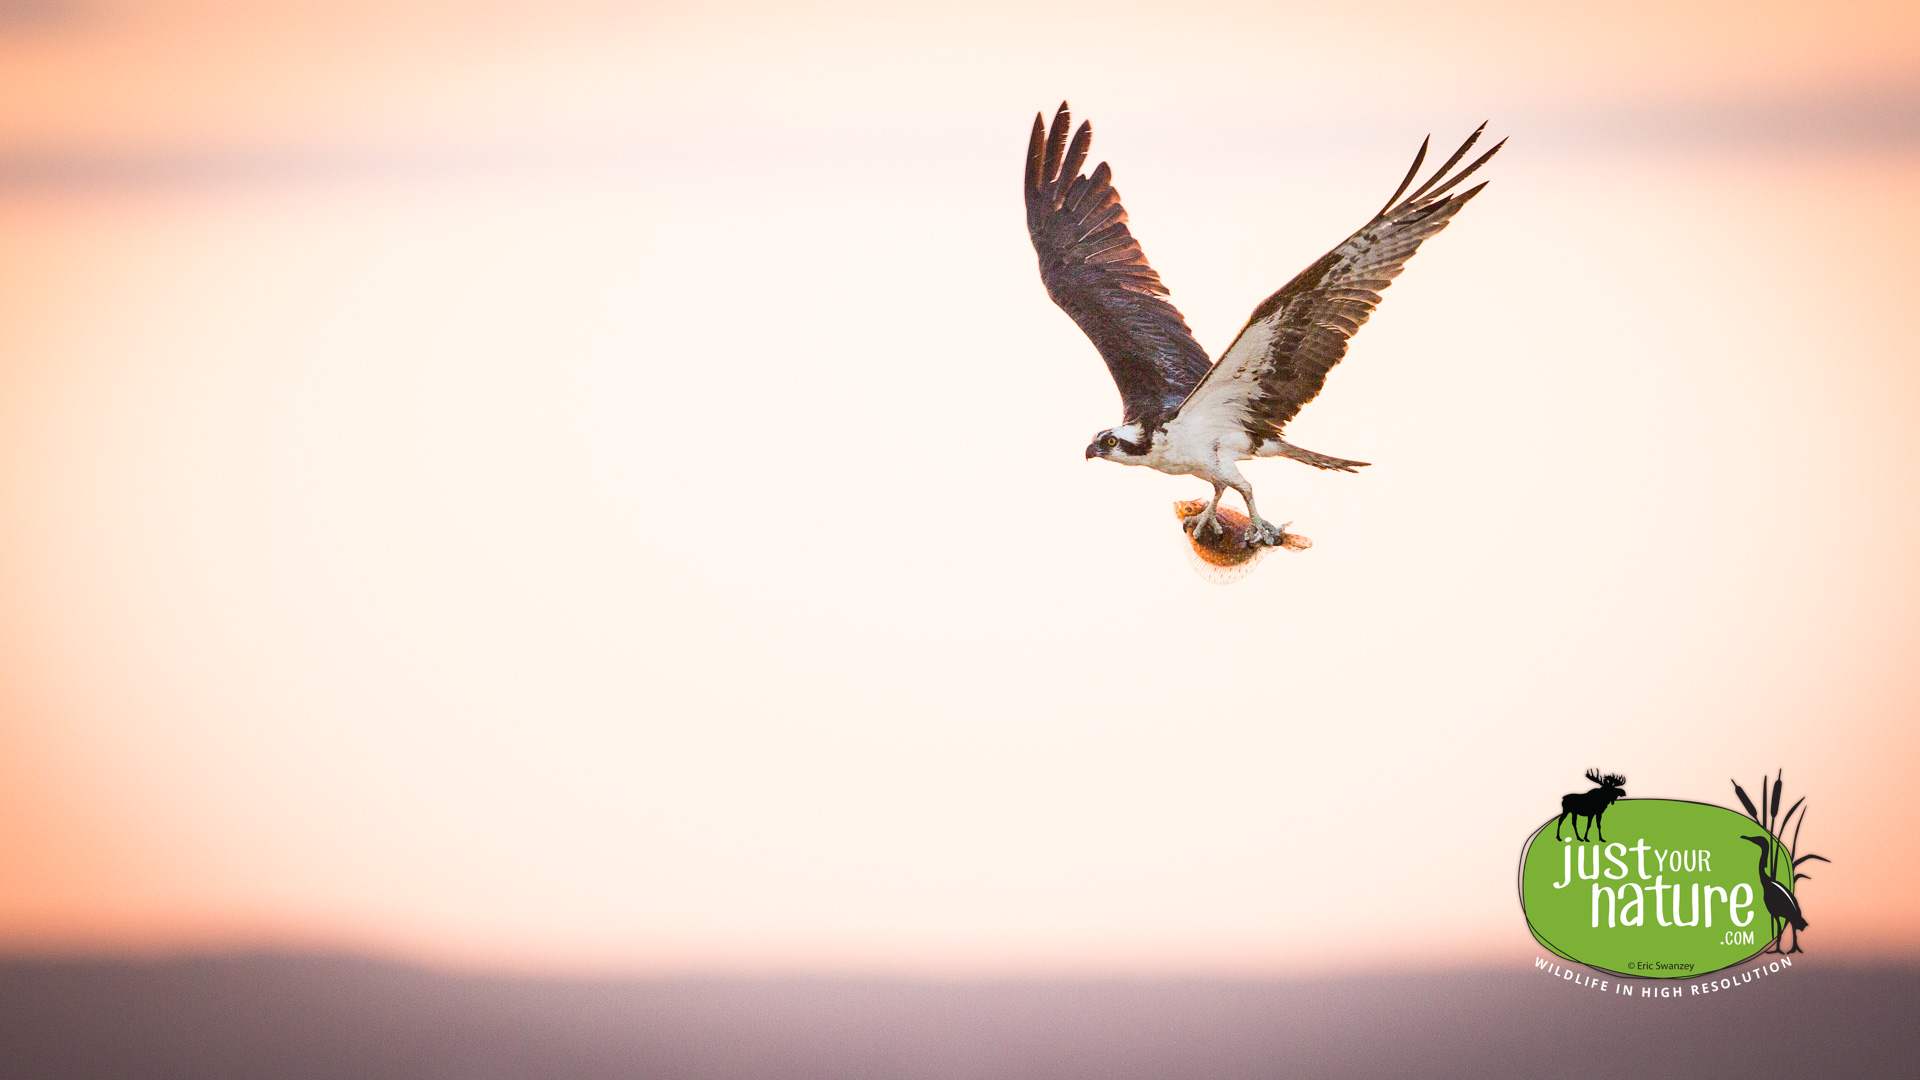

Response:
(1732, 771), (1829, 954)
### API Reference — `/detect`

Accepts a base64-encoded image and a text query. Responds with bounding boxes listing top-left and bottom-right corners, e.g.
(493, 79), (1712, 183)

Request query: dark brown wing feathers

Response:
(1211, 126), (1503, 437)
(1025, 103), (1212, 425)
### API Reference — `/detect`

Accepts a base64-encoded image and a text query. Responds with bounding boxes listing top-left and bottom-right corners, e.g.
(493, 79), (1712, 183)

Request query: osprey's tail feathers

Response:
(1266, 439), (1370, 473)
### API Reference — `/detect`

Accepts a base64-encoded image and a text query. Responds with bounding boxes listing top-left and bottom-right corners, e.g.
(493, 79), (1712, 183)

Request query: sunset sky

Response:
(0, 0), (1916, 976)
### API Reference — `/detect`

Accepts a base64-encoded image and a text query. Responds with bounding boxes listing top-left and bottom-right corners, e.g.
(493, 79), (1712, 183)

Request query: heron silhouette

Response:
(1741, 834), (1807, 954)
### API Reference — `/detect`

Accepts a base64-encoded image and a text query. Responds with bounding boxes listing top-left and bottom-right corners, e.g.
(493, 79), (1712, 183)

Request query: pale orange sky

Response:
(0, 1), (1916, 975)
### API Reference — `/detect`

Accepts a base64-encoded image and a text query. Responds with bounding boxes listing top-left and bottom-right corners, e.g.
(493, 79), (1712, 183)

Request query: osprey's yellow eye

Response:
(1103, 436), (1118, 448)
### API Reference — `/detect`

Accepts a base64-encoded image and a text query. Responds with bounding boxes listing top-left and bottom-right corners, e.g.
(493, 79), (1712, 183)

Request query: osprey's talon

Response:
(1247, 518), (1289, 547)
(1184, 510), (1220, 539)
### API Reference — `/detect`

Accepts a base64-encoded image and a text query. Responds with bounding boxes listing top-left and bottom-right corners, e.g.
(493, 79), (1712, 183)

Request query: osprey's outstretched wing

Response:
(1026, 102), (1211, 425)
(1177, 126), (1504, 441)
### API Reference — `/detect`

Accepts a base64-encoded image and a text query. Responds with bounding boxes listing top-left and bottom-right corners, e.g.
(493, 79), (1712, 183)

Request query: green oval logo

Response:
(1519, 799), (1797, 978)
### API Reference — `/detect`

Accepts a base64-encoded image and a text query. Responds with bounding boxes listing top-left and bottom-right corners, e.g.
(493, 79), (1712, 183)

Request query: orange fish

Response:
(1172, 500), (1310, 583)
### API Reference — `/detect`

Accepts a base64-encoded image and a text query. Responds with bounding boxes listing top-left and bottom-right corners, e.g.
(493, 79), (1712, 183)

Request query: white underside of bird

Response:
(1103, 314), (1369, 545)
(1104, 411), (1364, 547)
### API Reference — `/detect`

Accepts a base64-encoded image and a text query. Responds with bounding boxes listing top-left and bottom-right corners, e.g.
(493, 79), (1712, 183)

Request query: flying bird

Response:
(1024, 102), (1502, 546)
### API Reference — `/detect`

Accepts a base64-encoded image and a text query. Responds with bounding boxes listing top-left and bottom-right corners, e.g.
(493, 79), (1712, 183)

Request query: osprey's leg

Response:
(1183, 483), (1227, 539)
(1231, 479), (1289, 547)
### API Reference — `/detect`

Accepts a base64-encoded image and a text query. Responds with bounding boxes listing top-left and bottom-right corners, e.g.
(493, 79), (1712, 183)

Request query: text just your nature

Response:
(1552, 838), (1755, 933)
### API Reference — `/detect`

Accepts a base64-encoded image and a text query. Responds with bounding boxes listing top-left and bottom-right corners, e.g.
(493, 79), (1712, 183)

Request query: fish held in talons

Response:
(1172, 500), (1310, 583)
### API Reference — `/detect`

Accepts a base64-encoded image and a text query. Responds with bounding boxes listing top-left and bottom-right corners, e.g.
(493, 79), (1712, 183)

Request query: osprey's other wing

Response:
(1178, 126), (1504, 440)
(1026, 103), (1212, 425)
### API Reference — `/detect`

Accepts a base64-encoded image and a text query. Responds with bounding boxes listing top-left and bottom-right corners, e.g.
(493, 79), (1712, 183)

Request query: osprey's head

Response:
(1086, 423), (1148, 463)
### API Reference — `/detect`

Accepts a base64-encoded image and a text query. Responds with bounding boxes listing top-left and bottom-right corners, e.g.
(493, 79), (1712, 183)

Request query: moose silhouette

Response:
(1554, 769), (1627, 842)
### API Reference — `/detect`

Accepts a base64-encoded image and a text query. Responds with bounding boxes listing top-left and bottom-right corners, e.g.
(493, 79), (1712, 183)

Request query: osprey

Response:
(1025, 103), (1502, 546)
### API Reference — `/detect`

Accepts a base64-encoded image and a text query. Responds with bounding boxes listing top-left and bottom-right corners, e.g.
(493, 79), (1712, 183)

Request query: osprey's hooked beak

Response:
(1085, 443), (1100, 459)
